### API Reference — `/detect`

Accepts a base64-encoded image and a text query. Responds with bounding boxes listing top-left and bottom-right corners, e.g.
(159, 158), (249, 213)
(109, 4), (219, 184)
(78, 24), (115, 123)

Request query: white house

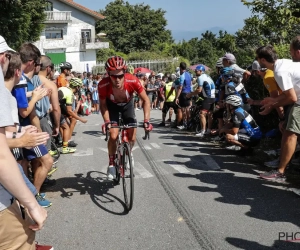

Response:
(34, 0), (109, 72)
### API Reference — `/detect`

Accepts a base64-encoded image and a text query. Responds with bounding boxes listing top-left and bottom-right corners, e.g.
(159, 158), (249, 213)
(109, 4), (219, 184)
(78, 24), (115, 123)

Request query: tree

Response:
(241, 0), (300, 44)
(0, 0), (46, 49)
(96, 0), (173, 54)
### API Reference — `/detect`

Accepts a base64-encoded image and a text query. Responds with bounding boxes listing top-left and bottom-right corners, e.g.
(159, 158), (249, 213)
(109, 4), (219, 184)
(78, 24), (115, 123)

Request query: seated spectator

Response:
(220, 95), (262, 151)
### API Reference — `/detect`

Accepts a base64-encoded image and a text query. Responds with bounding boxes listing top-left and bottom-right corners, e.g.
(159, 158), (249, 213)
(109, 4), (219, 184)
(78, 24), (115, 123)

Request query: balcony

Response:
(80, 38), (109, 51)
(44, 11), (72, 23)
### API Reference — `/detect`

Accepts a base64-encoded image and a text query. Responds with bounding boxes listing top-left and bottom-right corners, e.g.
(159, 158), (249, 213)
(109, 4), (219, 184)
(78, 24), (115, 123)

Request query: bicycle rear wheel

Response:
(122, 142), (134, 211)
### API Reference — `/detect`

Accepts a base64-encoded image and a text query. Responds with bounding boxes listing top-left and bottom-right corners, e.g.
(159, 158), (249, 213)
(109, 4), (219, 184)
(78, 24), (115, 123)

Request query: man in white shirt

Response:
(256, 41), (300, 181)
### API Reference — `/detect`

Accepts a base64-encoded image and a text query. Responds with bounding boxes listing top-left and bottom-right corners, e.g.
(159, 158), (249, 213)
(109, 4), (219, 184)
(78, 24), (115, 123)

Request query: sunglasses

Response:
(110, 74), (124, 79)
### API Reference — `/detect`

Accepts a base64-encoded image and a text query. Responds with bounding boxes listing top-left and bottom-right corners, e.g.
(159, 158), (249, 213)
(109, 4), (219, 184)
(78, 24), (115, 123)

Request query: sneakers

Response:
(260, 169), (286, 181)
(107, 165), (116, 180)
(177, 125), (186, 130)
(225, 145), (241, 151)
(195, 131), (205, 138)
(68, 141), (77, 147)
(158, 122), (165, 127)
(49, 150), (58, 156)
(61, 147), (76, 154)
(264, 158), (279, 168)
(36, 243), (53, 250)
(35, 193), (52, 208)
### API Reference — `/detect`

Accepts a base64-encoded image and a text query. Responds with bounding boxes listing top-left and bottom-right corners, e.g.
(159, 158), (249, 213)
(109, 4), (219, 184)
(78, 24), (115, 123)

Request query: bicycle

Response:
(104, 115), (136, 211)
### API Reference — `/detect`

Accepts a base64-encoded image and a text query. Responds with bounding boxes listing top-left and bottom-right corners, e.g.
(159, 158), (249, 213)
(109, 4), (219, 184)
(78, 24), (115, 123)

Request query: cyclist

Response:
(57, 62), (72, 88)
(58, 78), (87, 153)
(187, 65), (216, 137)
(98, 56), (151, 180)
(220, 95), (262, 151)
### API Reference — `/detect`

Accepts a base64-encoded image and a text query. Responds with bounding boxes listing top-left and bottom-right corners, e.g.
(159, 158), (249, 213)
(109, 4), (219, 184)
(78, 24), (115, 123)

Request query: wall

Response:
(34, 0), (102, 71)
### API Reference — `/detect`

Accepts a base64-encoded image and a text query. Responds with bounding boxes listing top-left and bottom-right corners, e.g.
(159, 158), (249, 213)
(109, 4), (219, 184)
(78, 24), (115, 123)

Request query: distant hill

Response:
(172, 25), (241, 42)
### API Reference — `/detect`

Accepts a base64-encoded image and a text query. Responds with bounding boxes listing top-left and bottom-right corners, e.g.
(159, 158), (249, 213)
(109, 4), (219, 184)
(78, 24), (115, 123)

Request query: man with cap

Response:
(187, 64), (216, 137)
(222, 53), (251, 81)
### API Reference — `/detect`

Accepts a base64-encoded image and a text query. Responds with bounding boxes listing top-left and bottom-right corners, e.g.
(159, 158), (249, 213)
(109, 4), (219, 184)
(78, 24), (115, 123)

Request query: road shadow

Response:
(82, 130), (102, 137)
(45, 171), (129, 215)
(226, 237), (300, 250)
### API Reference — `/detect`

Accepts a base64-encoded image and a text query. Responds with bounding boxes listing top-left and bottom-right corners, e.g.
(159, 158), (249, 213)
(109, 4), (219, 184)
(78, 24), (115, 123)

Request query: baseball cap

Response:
(252, 60), (267, 71)
(195, 64), (205, 72)
(222, 53), (236, 61)
(0, 36), (15, 53)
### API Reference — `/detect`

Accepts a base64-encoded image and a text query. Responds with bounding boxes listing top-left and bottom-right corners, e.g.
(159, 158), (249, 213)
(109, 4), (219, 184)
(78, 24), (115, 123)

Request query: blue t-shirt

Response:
(179, 72), (192, 94)
(12, 74), (28, 109)
(197, 74), (215, 98)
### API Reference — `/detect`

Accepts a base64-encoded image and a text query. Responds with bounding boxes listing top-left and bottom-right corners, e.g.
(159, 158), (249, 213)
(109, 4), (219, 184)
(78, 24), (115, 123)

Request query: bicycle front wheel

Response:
(122, 142), (134, 211)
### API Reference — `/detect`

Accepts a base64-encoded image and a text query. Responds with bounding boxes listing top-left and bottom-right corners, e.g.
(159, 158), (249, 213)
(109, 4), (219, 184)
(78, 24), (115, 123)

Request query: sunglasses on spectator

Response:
(35, 62), (43, 67)
(110, 74), (124, 79)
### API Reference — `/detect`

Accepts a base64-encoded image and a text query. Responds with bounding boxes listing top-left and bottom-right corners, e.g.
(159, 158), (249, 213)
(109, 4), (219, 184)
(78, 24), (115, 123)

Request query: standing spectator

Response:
(90, 81), (99, 114)
(57, 62), (72, 88)
(175, 62), (192, 130)
(146, 76), (156, 109)
(256, 41), (300, 181)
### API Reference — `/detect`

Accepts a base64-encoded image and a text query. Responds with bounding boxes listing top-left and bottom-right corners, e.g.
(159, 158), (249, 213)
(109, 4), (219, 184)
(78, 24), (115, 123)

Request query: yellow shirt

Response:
(263, 69), (282, 94)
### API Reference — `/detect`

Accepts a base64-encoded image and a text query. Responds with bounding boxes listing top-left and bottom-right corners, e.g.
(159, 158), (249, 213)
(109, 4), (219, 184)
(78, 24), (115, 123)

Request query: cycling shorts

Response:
(162, 102), (178, 115)
(107, 98), (137, 125)
(179, 93), (191, 108)
(234, 133), (260, 147)
(201, 98), (215, 112)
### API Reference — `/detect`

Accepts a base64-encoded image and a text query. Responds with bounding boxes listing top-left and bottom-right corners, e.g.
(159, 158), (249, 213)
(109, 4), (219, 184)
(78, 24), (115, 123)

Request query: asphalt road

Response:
(37, 109), (300, 250)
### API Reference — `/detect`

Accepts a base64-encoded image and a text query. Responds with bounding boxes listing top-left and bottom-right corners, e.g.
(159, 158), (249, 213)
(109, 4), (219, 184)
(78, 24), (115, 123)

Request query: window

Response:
(45, 30), (63, 39)
(45, 1), (53, 11)
(81, 29), (91, 43)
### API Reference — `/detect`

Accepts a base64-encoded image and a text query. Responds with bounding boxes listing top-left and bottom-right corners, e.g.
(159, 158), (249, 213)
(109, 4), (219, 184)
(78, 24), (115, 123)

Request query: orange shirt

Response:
(57, 74), (68, 88)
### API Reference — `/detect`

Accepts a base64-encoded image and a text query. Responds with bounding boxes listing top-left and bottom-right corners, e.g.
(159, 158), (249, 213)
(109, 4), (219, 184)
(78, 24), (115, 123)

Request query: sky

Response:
(75, 0), (252, 40)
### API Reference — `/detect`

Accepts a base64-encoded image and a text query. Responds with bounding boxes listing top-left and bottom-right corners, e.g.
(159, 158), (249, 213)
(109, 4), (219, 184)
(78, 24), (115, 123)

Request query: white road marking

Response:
(164, 144), (178, 148)
(132, 146), (139, 151)
(169, 164), (190, 173)
(144, 145), (152, 150)
(73, 148), (93, 157)
(134, 162), (153, 179)
(150, 143), (161, 149)
(99, 147), (108, 153)
(202, 155), (220, 170)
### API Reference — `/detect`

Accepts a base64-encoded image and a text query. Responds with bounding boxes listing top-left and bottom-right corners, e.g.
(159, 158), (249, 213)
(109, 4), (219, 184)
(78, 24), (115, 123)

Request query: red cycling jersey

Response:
(98, 73), (144, 103)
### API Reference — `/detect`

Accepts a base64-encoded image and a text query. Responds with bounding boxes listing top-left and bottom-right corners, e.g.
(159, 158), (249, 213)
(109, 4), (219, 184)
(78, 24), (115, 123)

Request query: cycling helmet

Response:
(221, 67), (234, 79)
(69, 77), (82, 87)
(195, 64), (206, 72)
(225, 95), (242, 106)
(59, 62), (72, 70)
(216, 58), (223, 68)
(105, 56), (127, 71)
(127, 64), (134, 74)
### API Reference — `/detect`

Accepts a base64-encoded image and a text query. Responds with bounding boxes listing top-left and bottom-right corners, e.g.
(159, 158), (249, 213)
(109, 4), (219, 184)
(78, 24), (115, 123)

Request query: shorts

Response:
(162, 102), (178, 115)
(22, 144), (48, 161)
(147, 94), (153, 102)
(179, 93), (191, 108)
(152, 94), (158, 101)
(286, 103), (300, 134)
(92, 99), (99, 104)
(201, 98), (215, 112)
(0, 201), (35, 250)
(234, 133), (261, 147)
(106, 98), (137, 125)
(39, 115), (52, 150)
(134, 96), (139, 103)
(11, 148), (24, 161)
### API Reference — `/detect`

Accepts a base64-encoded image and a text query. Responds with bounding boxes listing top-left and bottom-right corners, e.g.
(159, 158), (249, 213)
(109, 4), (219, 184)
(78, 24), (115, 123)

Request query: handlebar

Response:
(104, 123), (138, 142)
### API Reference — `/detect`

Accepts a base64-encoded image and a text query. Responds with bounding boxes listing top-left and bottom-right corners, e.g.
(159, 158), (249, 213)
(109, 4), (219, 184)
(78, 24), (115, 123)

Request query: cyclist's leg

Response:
(122, 99), (137, 149)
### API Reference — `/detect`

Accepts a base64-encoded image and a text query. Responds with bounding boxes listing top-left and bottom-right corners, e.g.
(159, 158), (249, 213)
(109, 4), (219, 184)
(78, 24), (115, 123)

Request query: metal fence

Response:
(93, 58), (179, 74)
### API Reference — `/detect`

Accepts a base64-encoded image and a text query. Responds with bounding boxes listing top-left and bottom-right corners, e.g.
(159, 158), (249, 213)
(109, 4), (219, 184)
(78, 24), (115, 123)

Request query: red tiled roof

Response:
(58, 0), (105, 20)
